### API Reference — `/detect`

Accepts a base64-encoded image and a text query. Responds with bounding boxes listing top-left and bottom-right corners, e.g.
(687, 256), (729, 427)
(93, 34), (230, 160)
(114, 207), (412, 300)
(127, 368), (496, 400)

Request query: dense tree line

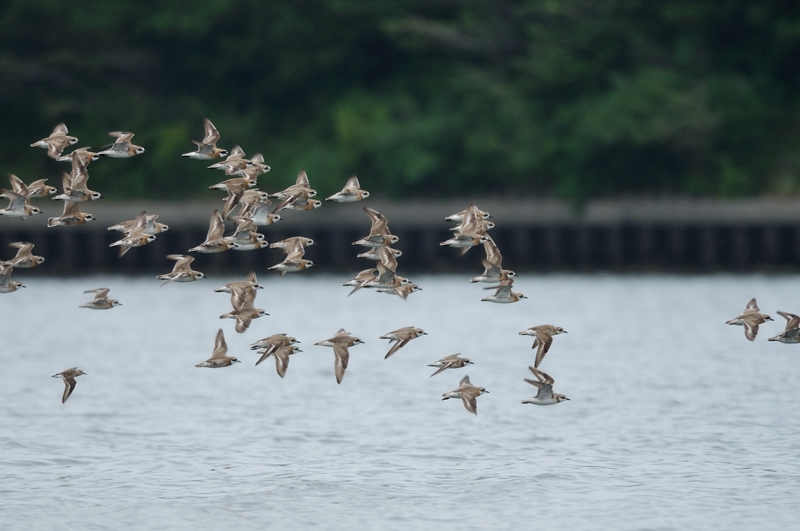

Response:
(1, 0), (798, 201)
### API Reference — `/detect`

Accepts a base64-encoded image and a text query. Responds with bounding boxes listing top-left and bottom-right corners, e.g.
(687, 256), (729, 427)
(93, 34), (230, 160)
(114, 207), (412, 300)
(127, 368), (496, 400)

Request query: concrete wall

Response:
(3, 198), (800, 275)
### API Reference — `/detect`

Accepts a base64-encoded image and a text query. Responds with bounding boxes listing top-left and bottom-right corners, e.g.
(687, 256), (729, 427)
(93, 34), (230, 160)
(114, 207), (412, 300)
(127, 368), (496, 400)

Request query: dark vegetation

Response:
(1, 0), (799, 201)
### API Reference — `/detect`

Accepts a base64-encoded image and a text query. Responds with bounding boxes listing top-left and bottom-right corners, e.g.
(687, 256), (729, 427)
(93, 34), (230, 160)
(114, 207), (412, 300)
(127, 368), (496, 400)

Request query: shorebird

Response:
(427, 353), (473, 377)
(274, 196), (322, 213)
(725, 298), (773, 341)
(214, 271), (263, 294)
(270, 236), (315, 255)
(440, 204), (491, 256)
(57, 147), (99, 166)
(362, 262), (408, 290)
(357, 246), (402, 261)
(470, 236), (515, 283)
(518, 325), (568, 368)
(314, 329), (364, 384)
(237, 200), (281, 226)
(239, 153), (271, 179)
(440, 232), (490, 255)
(208, 145), (248, 174)
(521, 367), (569, 405)
(220, 293), (268, 333)
(0, 190), (41, 219)
(255, 344), (302, 377)
(368, 246), (400, 271)
(250, 333), (299, 355)
(343, 268), (379, 296)
(195, 329), (241, 368)
(445, 206), (491, 224)
(379, 327), (427, 359)
(4, 174), (56, 198)
(268, 249), (313, 276)
(768, 311), (800, 343)
(108, 211), (157, 257)
(354, 234), (399, 248)
(326, 175), (369, 202)
(53, 154), (102, 202)
(210, 177), (255, 219)
(31, 123), (78, 159)
(97, 131), (145, 158)
(47, 201), (95, 227)
(189, 210), (238, 253)
(232, 189), (270, 218)
(182, 118), (228, 160)
(52, 368), (86, 403)
(0, 265), (24, 293)
(442, 375), (489, 415)
(352, 207), (400, 247)
(156, 255), (205, 285)
(1, 242), (44, 269)
(224, 218), (268, 251)
(108, 212), (168, 235)
(481, 279), (526, 303)
(271, 170), (318, 213)
(377, 283), (422, 300)
(79, 288), (121, 309)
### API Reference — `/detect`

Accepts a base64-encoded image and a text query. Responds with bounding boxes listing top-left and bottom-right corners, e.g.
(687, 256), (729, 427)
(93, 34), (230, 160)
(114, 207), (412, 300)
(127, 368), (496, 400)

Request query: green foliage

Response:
(0, 0), (798, 200)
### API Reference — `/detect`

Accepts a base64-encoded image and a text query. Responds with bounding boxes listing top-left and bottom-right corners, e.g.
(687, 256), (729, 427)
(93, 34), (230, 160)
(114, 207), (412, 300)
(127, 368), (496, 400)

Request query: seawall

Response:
(2, 198), (800, 275)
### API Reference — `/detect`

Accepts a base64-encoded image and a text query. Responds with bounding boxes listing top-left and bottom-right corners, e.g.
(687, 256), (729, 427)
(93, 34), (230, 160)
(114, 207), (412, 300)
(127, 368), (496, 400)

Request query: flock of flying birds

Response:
(10, 119), (575, 412)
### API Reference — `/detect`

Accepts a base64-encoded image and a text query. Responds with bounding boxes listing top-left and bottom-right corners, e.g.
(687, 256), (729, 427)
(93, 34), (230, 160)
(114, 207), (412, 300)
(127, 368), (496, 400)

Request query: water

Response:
(2, 273), (800, 530)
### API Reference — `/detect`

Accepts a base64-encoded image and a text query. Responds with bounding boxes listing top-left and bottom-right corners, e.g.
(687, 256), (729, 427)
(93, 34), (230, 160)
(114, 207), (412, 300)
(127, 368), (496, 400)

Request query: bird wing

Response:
(7, 174), (26, 195)
(483, 236), (503, 266)
(108, 131), (134, 144)
(202, 117), (221, 145)
(743, 321), (759, 341)
(62, 377), (77, 403)
(127, 211), (149, 236)
(167, 254), (194, 271)
(9, 242), (33, 257)
(778, 311), (800, 330)
(533, 331), (554, 368)
(333, 344), (349, 384)
(529, 366), (555, 385)
(222, 185), (245, 219)
(343, 175), (360, 192)
(206, 210), (225, 240)
(62, 201), (80, 216)
(384, 338), (409, 359)
(60, 171), (73, 193)
(85, 287), (110, 299)
(70, 154), (90, 190)
(378, 246), (398, 271)
(460, 392), (478, 415)
(274, 347), (290, 378)
(212, 328), (228, 358)
(295, 170), (310, 187)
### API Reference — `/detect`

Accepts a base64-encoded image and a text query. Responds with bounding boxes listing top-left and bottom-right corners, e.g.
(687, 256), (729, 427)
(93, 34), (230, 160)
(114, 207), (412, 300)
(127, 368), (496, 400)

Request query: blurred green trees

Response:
(1, 0), (798, 200)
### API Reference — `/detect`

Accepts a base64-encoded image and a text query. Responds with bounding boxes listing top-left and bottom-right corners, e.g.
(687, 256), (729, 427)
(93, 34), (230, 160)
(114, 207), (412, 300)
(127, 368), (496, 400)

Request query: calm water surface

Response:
(2, 274), (799, 530)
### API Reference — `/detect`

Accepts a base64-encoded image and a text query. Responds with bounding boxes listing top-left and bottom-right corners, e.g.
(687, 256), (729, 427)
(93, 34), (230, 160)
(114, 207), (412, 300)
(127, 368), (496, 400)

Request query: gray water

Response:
(2, 274), (799, 530)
